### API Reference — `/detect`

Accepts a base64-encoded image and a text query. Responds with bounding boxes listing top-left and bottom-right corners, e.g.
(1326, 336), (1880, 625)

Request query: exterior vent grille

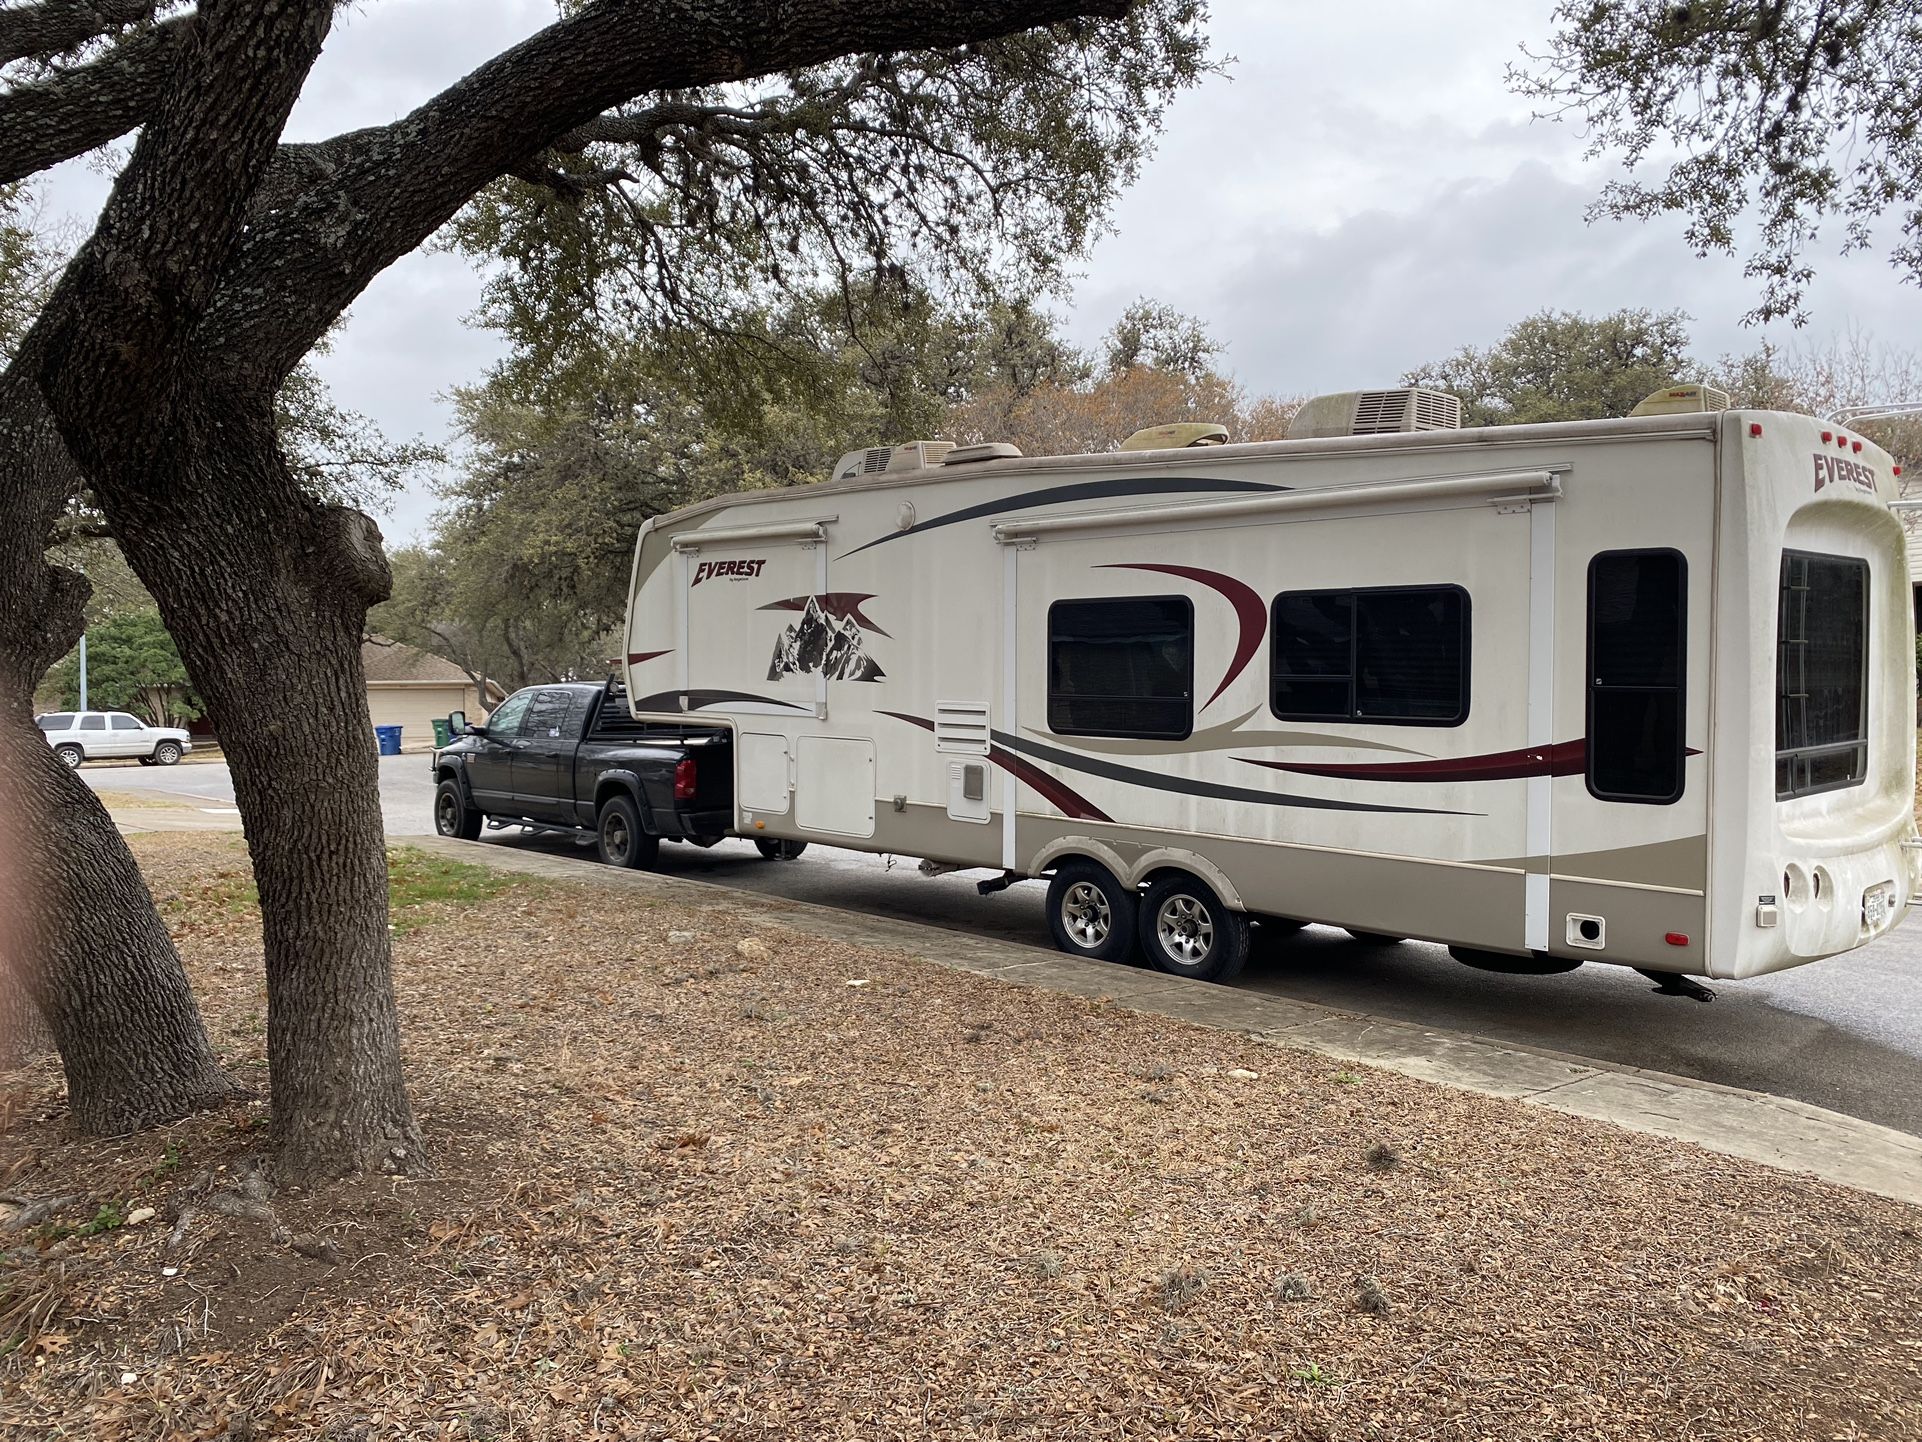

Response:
(1352, 390), (1412, 433)
(830, 440), (957, 480)
(934, 701), (991, 755)
(1412, 390), (1463, 430)
(861, 447), (893, 474)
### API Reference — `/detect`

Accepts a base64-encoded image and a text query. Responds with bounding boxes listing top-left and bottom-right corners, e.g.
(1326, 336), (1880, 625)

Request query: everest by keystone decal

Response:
(691, 558), (767, 586)
(1813, 454), (1877, 495)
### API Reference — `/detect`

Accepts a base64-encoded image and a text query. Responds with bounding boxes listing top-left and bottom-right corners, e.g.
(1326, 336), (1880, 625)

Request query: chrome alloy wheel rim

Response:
(436, 793), (458, 835)
(1157, 895), (1214, 965)
(605, 813), (630, 861)
(1062, 881), (1112, 948)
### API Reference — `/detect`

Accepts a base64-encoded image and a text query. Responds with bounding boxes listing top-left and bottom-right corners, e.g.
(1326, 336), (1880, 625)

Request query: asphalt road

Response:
(88, 754), (1922, 1138)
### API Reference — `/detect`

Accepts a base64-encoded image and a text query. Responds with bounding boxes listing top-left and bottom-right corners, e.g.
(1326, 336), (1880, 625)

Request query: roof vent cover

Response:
(1288, 388), (1463, 440)
(1628, 382), (1731, 417)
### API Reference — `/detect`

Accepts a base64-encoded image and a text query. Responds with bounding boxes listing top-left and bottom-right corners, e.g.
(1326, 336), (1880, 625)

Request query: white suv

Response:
(35, 711), (194, 769)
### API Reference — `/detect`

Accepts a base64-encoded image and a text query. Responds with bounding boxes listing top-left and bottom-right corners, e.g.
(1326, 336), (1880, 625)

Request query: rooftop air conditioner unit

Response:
(830, 440), (955, 481)
(1628, 382), (1731, 417)
(1286, 388), (1463, 440)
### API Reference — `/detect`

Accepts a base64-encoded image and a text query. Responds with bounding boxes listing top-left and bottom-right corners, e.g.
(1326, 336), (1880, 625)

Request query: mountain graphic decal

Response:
(768, 595), (885, 682)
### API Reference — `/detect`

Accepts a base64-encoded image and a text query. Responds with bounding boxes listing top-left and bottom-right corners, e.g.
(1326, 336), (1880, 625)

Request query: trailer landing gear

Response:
(1635, 969), (1716, 1002)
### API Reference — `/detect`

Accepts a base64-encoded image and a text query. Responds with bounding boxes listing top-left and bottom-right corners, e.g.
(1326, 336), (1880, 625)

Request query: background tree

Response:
(1515, 0), (1922, 323)
(1, 0), (1210, 1179)
(44, 609), (201, 726)
(1403, 308), (1698, 427)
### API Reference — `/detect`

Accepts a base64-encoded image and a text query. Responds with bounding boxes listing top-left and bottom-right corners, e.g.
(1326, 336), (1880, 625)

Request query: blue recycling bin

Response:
(374, 724), (403, 756)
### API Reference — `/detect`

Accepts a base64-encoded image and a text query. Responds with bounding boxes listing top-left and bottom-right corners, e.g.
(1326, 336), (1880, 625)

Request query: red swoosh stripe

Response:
(1102, 563), (1266, 711)
(880, 711), (1112, 822)
(1239, 740), (1589, 783)
(626, 650), (673, 666)
(758, 593), (892, 638)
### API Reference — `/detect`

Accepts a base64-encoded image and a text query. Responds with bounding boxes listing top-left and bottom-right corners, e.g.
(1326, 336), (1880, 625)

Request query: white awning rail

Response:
(992, 469), (1560, 544)
(671, 518), (836, 551)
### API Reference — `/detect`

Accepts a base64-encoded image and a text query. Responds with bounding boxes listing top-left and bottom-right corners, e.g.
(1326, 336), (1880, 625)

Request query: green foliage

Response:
(449, 6), (1214, 408)
(1515, 1), (1922, 323)
(0, 184), (59, 364)
(275, 342), (446, 515)
(1404, 308), (1698, 427)
(45, 610), (201, 725)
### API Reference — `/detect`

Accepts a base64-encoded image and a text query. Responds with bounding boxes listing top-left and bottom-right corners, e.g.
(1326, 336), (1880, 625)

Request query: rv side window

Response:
(1776, 550), (1869, 799)
(1586, 550), (1686, 804)
(1047, 596), (1193, 740)
(1270, 586), (1469, 726)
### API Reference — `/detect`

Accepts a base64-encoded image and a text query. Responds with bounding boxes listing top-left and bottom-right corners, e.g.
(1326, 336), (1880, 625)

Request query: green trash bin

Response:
(431, 716), (452, 748)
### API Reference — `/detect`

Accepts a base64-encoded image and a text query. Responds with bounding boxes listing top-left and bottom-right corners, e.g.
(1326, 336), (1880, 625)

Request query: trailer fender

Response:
(1028, 837), (1136, 892)
(594, 771), (660, 836)
(1126, 848), (1247, 914)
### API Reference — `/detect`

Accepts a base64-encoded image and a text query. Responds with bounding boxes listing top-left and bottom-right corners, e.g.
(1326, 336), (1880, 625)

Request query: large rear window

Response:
(1776, 550), (1869, 799)
(36, 713), (74, 731)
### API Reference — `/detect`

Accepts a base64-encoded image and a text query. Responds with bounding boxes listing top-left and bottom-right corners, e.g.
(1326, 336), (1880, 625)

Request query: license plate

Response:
(1863, 882), (1895, 930)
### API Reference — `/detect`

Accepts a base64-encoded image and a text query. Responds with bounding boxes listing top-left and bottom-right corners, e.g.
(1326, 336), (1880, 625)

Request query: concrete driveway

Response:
(86, 753), (1922, 1138)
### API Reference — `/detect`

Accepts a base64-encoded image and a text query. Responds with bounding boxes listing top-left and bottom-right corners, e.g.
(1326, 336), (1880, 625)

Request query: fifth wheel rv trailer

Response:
(621, 386), (1920, 989)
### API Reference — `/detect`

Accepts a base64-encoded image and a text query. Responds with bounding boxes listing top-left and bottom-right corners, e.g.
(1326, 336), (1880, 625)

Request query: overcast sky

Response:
(37, 0), (1922, 541)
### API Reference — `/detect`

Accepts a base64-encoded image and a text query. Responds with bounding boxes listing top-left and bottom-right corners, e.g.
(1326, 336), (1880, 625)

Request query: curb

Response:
(414, 836), (1922, 1207)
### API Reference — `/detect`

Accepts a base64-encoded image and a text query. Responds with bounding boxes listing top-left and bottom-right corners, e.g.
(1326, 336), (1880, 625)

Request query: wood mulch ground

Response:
(3, 833), (1920, 1441)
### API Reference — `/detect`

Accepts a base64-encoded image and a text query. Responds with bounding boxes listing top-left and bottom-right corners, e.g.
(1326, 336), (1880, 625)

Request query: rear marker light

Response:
(1822, 430), (1833, 442)
(1838, 434), (1850, 448)
(1749, 422), (1763, 437)
(1664, 932), (1689, 947)
(1853, 440), (1863, 452)
(1897, 466), (1904, 476)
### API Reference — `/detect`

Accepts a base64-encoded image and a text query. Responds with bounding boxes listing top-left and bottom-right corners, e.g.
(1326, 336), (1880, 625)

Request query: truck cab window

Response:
(1048, 596), (1193, 740)
(484, 692), (533, 737)
(1776, 550), (1868, 799)
(1587, 550), (1686, 803)
(527, 690), (582, 739)
(1271, 586), (1469, 725)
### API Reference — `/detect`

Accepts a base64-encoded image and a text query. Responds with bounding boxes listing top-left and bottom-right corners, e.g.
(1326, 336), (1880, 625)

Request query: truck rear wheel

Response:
(434, 778), (482, 841)
(1045, 860), (1138, 963)
(1139, 874), (1249, 984)
(597, 795), (659, 871)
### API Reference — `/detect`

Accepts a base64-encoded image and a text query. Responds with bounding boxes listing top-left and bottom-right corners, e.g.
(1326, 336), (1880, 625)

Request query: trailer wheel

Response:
(1045, 860), (1138, 963)
(754, 838), (808, 861)
(597, 795), (659, 870)
(1139, 874), (1250, 984)
(1344, 929), (1405, 946)
(434, 778), (482, 841)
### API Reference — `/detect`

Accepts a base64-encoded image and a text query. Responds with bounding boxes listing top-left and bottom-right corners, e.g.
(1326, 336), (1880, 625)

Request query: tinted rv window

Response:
(1270, 587), (1469, 725)
(1776, 551), (1869, 799)
(1048, 596), (1193, 739)
(1587, 550), (1686, 803)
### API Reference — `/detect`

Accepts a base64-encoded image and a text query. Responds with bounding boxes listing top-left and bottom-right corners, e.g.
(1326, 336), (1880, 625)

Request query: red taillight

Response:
(1664, 932), (1689, 947)
(674, 757), (697, 800)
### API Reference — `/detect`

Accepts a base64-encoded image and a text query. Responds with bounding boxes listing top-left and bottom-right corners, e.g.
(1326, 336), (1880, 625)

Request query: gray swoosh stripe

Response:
(993, 731), (1478, 818)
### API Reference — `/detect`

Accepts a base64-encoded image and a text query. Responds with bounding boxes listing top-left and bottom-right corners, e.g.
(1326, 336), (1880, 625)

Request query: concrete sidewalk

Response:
(411, 834), (1922, 1209)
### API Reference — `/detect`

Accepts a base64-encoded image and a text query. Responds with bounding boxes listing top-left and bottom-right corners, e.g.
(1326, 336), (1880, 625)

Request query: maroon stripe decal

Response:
(1102, 562), (1265, 712)
(1239, 741), (1588, 783)
(880, 711), (1112, 823)
(626, 650), (673, 666)
(758, 593), (891, 638)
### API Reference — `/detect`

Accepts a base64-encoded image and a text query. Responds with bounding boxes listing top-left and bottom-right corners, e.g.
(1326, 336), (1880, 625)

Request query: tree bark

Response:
(0, 366), (238, 1125)
(101, 393), (423, 1179)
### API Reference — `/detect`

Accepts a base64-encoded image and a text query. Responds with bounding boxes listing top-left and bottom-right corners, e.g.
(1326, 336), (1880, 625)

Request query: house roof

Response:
(362, 636), (476, 687)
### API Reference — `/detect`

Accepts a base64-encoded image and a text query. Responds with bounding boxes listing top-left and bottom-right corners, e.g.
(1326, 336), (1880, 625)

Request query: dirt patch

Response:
(3, 832), (1921, 1440)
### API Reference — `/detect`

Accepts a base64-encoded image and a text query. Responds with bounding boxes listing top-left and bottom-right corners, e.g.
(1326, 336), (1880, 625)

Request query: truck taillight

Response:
(674, 757), (697, 801)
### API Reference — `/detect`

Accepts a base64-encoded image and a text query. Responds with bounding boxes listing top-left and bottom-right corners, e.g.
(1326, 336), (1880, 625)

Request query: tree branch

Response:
(202, 0), (1130, 382)
(0, 12), (195, 184)
(0, 0), (161, 67)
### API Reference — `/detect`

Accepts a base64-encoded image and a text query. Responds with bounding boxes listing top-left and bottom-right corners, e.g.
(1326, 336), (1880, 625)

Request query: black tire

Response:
(154, 740), (182, 766)
(1139, 873), (1250, 984)
(1045, 860), (1139, 963)
(596, 795), (659, 870)
(138, 756), (156, 767)
(434, 777), (483, 841)
(54, 744), (83, 770)
(754, 838), (808, 861)
(1344, 929), (1406, 946)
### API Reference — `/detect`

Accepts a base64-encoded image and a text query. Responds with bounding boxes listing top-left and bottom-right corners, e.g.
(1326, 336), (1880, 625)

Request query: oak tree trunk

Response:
(0, 367), (238, 1123)
(102, 396), (424, 1180)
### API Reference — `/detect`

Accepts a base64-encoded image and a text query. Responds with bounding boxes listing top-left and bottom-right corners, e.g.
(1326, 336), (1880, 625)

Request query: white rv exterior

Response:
(623, 406), (1919, 983)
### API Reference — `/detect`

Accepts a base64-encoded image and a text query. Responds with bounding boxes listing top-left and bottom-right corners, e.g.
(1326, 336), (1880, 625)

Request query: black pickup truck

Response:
(430, 680), (803, 869)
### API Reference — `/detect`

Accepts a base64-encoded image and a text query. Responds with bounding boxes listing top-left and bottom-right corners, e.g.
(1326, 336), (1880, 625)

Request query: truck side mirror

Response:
(447, 710), (468, 736)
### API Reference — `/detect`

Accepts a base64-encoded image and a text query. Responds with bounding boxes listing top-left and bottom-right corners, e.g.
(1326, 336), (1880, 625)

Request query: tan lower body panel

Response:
(757, 801), (1004, 871)
(1546, 878), (1709, 975)
(1015, 816), (1526, 953)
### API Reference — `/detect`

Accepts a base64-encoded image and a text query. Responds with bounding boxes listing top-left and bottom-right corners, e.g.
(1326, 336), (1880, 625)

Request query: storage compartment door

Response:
(681, 536), (822, 714)
(796, 736), (876, 837)
(738, 732), (792, 816)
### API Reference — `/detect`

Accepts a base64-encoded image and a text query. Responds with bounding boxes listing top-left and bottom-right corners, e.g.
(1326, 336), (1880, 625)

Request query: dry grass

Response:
(3, 832), (1921, 1440)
